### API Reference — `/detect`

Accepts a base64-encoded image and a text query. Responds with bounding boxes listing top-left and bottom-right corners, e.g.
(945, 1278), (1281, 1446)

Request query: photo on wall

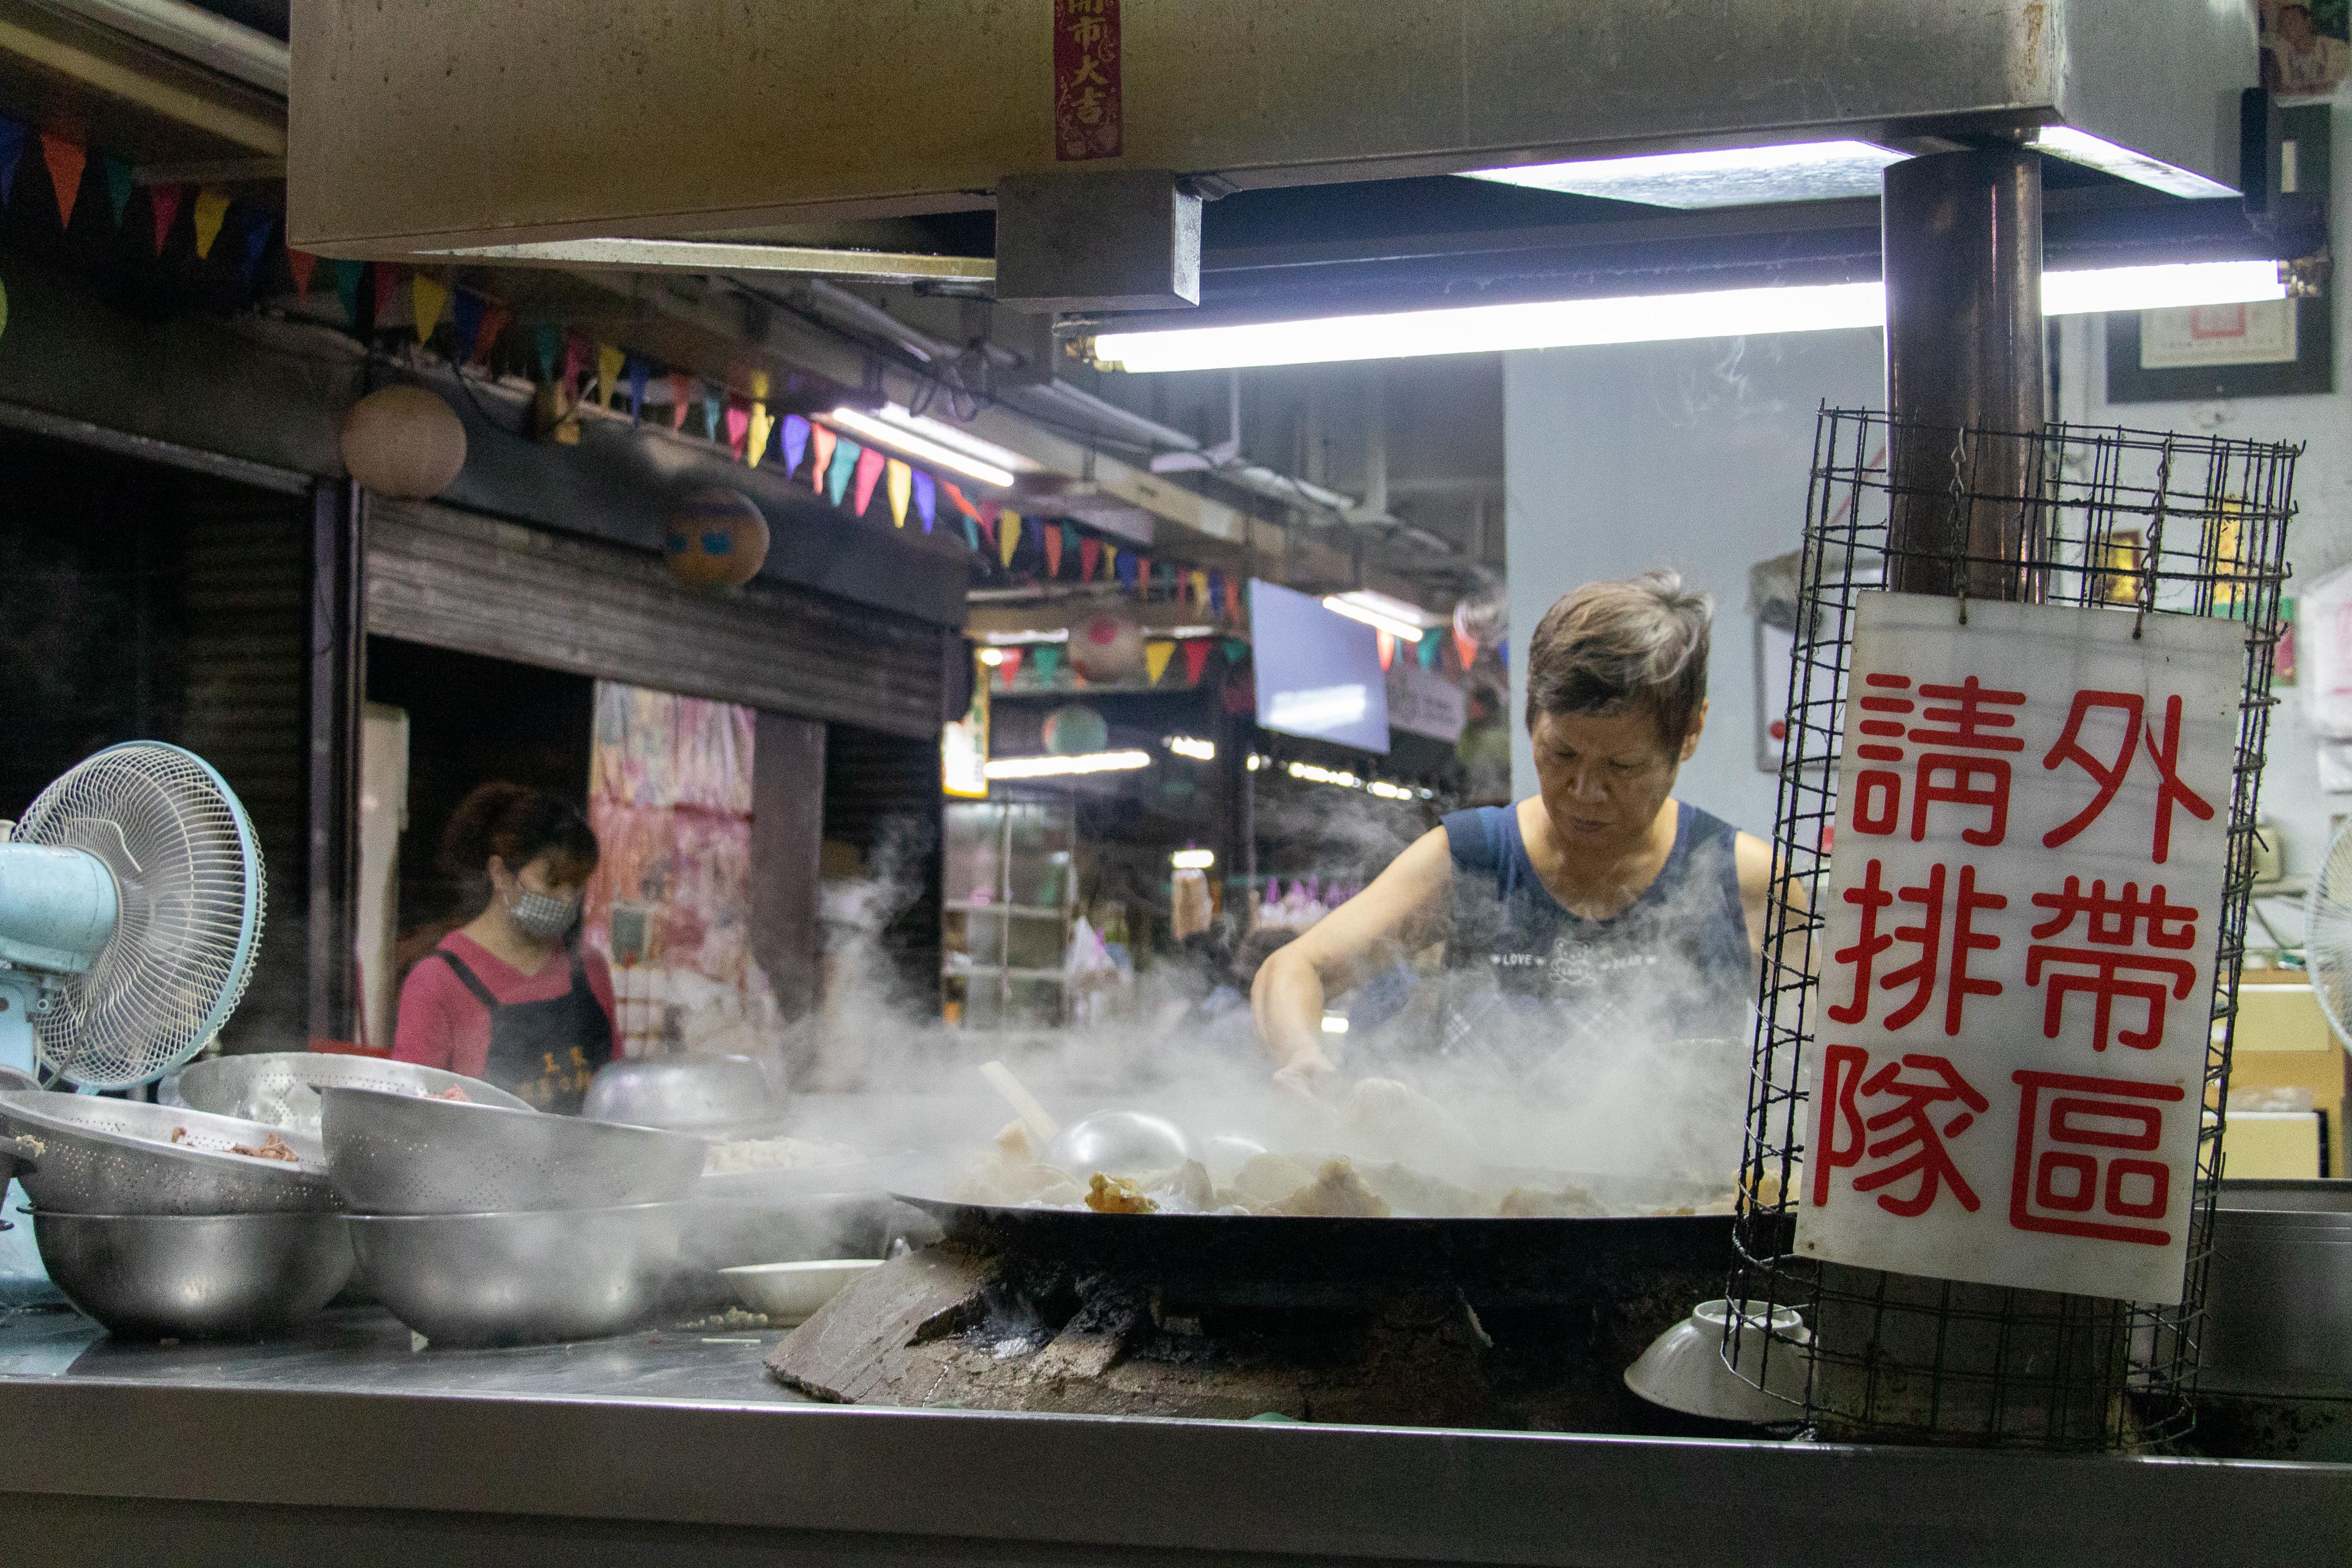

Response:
(2263, 0), (2351, 96)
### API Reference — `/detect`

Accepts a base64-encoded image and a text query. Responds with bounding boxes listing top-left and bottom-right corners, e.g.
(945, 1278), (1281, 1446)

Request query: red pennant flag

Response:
(1136, 556), (1153, 597)
(373, 262), (407, 323)
(668, 373), (692, 431)
(472, 301), (508, 363)
(149, 183), (184, 254)
(1377, 629), (1396, 671)
(1044, 525), (1065, 576)
(1182, 639), (1212, 685)
(940, 480), (982, 520)
(40, 134), (85, 228)
(1453, 628), (1479, 671)
(285, 247), (318, 300)
(998, 647), (1024, 685)
(562, 333), (588, 397)
(1079, 536), (1101, 582)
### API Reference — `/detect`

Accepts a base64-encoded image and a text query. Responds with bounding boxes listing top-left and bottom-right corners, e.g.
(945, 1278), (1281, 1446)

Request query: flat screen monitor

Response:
(1249, 579), (1390, 753)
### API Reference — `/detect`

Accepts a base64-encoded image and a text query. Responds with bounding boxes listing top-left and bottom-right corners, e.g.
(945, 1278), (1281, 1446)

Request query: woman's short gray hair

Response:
(1523, 570), (1714, 744)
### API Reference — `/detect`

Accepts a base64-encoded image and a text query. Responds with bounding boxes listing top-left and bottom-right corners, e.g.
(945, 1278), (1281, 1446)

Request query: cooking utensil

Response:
(2201, 1178), (2352, 1400)
(176, 1052), (530, 1136)
(320, 1085), (709, 1215)
(582, 1054), (781, 1135)
(1042, 1110), (1196, 1180)
(718, 1258), (880, 1323)
(1623, 1299), (1809, 1423)
(346, 1202), (688, 1346)
(978, 1060), (1058, 1150)
(0, 1090), (333, 1215)
(32, 1209), (352, 1339)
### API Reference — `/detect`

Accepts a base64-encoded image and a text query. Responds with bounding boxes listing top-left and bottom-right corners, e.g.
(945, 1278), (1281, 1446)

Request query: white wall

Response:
(2055, 98), (2352, 886)
(1502, 329), (1885, 837)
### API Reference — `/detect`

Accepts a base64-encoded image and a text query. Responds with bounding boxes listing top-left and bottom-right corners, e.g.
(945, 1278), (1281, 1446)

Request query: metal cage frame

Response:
(1726, 407), (2299, 1450)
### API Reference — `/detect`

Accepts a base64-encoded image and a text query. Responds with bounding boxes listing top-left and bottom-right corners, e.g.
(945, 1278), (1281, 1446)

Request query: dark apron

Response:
(432, 948), (614, 1114)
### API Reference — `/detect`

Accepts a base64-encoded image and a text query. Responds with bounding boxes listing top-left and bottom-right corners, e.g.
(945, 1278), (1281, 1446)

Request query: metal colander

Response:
(0, 1090), (333, 1214)
(12, 743), (265, 1090)
(176, 1053), (530, 1137)
(320, 1087), (710, 1215)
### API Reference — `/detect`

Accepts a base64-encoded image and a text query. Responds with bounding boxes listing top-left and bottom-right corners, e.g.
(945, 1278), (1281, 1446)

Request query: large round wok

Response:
(892, 1191), (1757, 1294)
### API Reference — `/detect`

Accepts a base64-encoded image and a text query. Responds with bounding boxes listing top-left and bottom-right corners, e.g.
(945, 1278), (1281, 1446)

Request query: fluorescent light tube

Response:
(1091, 262), (2285, 374)
(984, 750), (1152, 779)
(2027, 127), (2236, 201)
(1322, 592), (1430, 643)
(1166, 736), (1217, 761)
(1170, 847), (1216, 869)
(415, 237), (995, 284)
(1465, 139), (1905, 209)
(826, 405), (1031, 490)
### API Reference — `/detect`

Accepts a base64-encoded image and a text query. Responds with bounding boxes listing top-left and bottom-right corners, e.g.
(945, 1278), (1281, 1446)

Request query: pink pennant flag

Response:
(148, 184), (183, 254)
(1079, 537), (1101, 582)
(852, 445), (886, 514)
(285, 247), (318, 299)
(998, 647), (1025, 685)
(1044, 525), (1065, 576)
(724, 403), (750, 457)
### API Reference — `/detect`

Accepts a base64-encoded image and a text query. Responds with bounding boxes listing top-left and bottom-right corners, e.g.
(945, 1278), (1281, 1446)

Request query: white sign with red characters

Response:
(1795, 592), (2242, 1304)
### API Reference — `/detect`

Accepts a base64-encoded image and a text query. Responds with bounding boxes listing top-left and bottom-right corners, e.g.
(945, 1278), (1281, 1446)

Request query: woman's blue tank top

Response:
(1436, 800), (1756, 1072)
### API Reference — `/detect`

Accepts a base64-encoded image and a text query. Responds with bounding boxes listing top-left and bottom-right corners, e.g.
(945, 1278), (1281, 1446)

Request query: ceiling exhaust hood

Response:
(288, 1), (2255, 311)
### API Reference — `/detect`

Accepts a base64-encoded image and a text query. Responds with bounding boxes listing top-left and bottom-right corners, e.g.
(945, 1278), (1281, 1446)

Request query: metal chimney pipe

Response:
(1881, 147), (2045, 601)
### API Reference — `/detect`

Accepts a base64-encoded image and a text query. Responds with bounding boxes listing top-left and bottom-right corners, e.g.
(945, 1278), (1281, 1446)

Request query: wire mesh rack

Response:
(1725, 407), (2298, 1451)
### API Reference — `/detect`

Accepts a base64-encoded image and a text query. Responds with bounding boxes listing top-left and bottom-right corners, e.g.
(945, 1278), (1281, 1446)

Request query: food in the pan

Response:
(228, 1133), (302, 1163)
(706, 1134), (860, 1174)
(1085, 1173), (1156, 1214)
(1265, 1158), (1390, 1218)
(430, 1085), (472, 1102)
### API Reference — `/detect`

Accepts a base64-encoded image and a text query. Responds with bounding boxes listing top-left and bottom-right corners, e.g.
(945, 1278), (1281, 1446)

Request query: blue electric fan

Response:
(0, 742), (266, 1090)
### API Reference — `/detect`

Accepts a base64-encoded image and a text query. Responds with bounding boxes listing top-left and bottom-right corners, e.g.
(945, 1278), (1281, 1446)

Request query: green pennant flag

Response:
(1031, 644), (1063, 681)
(1417, 633), (1439, 669)
(826, 436), (859, 505)
(102, 157), (132, 227)
(532, 322), (562, 383)
(1223, 638), (1249, 665)
(331, 258), (366, 326)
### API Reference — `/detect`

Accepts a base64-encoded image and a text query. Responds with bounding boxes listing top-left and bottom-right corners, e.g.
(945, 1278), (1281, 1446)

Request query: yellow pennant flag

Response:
(411, 273), (448, 342)
(1189, 569), (1209, 607)
(749, 369), (770, 402)
(1103, 544), (1118, 578)
(999, 511), (1022, 568)
(1144, 640), (1176, 685)
(886, 459), (911, 527)
(595, 344), (625, 410)
(190, 187), (230, 259)
(745, 401), (773, 468)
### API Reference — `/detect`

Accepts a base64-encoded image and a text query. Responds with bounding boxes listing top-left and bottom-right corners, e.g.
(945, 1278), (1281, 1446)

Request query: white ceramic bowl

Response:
(1623, 1298), (1809, 1423)
(718, 1257), (880, 1323)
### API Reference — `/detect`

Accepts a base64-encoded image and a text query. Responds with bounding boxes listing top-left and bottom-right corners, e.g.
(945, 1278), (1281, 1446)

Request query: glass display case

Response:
(942, 800), (1076, 1029)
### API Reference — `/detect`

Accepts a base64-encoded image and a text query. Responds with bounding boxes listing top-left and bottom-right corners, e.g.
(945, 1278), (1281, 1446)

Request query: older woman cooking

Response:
(1253, 571), (1771, 1091)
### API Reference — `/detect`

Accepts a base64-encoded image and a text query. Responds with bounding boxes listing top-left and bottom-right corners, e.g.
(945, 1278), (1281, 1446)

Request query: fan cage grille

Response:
(1727, 410), (2297, 1452)
(12, 742), (265, 1088)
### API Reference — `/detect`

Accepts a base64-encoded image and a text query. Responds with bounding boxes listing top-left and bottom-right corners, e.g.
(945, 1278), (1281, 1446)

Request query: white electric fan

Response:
(0, 742), (266, 1090)
(2305, 820), (2352, 1052)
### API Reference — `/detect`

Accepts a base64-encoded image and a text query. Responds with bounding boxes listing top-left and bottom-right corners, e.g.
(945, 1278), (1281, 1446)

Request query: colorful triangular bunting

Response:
(1144, 640), (1175, 685)
(885, 458), (911, 527)
(190, 187), (229, 259)
(853, 445), (885, 514)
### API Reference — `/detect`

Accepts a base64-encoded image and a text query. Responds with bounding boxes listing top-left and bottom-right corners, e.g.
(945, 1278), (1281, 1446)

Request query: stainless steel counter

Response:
(1, 1303), (2347, 1566)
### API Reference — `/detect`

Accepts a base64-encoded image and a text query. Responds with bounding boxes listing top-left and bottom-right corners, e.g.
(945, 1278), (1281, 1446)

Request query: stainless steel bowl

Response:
(0, 1091), (334, 1215)
(1043, 1110), (1197, 1180)
(582, 1054), (782, 1135)
(321, 1086), (710, 1215)
(178, 1052), (530, 1136)
(347, 1203), (688, 1346)
(33, 1210), (353, 1339)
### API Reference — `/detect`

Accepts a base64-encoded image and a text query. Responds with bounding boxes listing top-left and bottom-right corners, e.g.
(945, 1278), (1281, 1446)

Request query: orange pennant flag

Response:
(1144, 640), (1176, 685)
(809, 424), (837, 493)
(191, 187), (230, 260)
(40, 134), (85, 228)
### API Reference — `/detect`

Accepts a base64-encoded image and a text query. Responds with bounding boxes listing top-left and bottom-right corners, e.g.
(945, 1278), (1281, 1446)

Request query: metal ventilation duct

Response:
(288, 1), (2253, 266)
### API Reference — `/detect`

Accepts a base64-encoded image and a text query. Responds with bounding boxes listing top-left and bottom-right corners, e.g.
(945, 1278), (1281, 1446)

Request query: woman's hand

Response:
(1272, 1047), (1340, 1098)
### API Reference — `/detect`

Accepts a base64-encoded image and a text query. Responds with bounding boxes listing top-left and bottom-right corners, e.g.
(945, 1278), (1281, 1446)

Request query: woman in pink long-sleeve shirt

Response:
(394, 783), (616, 1113)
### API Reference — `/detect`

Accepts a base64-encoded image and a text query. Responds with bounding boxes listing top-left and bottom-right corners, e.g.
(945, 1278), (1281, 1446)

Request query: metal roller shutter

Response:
(366, 500), (952, 739)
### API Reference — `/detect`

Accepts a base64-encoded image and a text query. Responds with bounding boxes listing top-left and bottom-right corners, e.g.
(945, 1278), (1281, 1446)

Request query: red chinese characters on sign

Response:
(1814, 1046), (1989, 1216)
(2008, 1070), (2187, 1246)
(1830, 859), (2007, 1033)
(1053, 0), (1123, 161)
(2024, 876), (2199, 1051)
(1849, 673), (2026, 846)
(2040, 692), (2217, 863)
